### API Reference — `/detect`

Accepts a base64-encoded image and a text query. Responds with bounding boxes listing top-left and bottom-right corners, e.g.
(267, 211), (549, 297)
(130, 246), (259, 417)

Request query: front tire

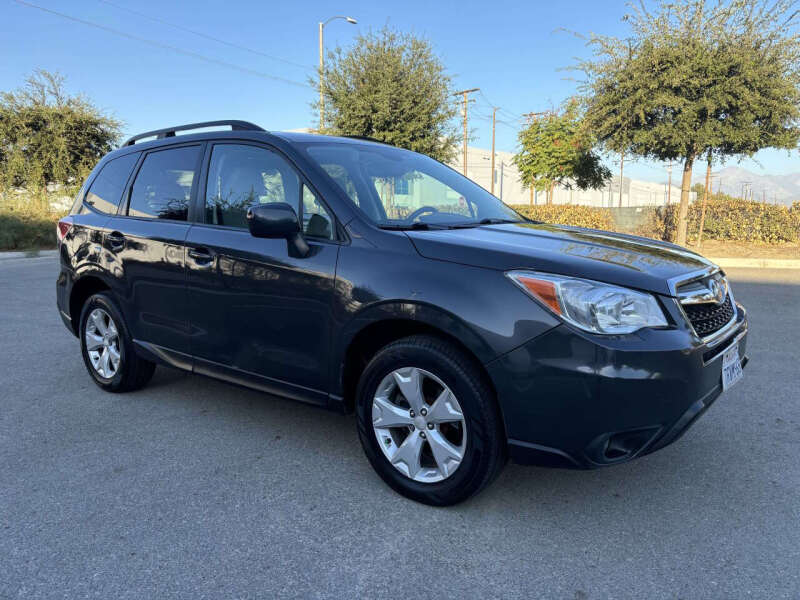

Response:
(79, 292), (155, 392)
(356, 335), (506, 506)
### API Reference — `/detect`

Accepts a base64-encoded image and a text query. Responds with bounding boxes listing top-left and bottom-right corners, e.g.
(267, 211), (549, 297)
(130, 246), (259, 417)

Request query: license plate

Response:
(722, 345), (743, 391)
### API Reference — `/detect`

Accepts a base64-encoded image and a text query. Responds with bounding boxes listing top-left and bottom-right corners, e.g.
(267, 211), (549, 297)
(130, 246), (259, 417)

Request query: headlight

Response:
(507, 271), (668, 335)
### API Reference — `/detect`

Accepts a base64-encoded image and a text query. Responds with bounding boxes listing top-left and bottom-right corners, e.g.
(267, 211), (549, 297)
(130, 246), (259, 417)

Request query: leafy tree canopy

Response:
(316, 27), (459, 163)
(0, 70), (121, 190)
(576, 0), (800, 244)
(512, 100), (611, 204)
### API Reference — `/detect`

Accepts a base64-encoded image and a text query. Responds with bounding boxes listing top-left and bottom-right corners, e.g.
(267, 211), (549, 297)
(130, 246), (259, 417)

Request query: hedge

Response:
(510, 204), (615, 231)
(637, 196), (800, 244)
(0, 209), (60, 250)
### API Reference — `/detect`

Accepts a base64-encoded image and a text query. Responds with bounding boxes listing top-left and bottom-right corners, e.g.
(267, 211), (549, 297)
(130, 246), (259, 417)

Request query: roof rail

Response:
(123, 120), (265, 146)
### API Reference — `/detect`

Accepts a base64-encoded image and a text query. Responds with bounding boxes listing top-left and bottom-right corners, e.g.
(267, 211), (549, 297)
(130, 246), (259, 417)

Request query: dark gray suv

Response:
(57, 121), (748, 505)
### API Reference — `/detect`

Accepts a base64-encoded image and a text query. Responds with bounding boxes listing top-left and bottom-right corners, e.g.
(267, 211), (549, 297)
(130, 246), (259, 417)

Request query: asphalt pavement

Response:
(1, 257), (798, 599)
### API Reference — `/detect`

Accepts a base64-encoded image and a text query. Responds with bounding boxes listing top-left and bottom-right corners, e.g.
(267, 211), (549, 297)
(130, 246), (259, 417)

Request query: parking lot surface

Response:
(1, 258), (798, 599)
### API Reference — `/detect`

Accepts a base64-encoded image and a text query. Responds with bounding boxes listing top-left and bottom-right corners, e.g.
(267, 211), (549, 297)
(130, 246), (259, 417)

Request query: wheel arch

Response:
(68, 274), (113, 335)
(336, 303), (500, 419)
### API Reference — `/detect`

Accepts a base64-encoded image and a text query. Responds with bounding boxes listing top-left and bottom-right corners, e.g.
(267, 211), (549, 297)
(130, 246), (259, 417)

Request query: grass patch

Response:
(0, 191), (68, 251)
(0, 209), (61, 250)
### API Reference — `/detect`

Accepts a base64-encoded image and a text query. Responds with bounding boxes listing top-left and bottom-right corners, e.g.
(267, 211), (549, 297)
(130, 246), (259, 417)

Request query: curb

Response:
(707, 257), (800, 270)
(0, 249), (58, 261)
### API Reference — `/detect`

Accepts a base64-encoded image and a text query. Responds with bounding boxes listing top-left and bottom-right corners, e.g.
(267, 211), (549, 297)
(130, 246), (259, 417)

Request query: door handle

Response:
(188, 246), (215, 267)
(106, 231), (125, 250)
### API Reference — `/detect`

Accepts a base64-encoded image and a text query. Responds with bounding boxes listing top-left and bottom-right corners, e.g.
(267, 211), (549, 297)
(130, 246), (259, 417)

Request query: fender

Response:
(330, 299), (497, 401)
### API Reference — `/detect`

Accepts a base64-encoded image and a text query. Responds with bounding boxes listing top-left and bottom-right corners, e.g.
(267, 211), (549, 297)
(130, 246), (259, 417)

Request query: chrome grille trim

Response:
(674, 270), (738, 346)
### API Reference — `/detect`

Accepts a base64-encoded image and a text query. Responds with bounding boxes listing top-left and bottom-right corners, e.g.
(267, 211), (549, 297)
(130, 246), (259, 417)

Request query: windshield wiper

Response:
(378, 222), (441, 231)
(442, 218), (520, 229)
(477, 218), (521, 225)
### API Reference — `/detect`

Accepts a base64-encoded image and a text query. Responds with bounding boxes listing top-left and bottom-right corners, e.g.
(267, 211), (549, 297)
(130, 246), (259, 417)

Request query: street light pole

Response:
(490, 106), (498, 195)
(318, 15), (357, 132)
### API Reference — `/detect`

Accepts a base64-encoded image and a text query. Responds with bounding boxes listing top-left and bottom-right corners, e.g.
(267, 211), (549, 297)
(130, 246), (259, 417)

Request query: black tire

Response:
(79, 292), (155, 393)
(356, 335), (506, 506)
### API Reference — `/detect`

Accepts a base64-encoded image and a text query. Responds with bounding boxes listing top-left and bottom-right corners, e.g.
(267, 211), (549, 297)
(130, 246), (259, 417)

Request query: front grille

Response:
(683, 294), (734, 337)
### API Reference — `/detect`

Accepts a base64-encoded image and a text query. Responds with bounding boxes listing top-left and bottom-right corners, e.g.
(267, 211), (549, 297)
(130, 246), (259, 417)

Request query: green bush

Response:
(637, 195), (800, 243)
(0, 209), (60, 250)
(509, 204), (615, 231)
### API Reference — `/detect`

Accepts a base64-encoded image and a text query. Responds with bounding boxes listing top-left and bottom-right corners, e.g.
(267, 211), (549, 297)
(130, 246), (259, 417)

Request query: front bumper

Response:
(487, 304), (748, 469)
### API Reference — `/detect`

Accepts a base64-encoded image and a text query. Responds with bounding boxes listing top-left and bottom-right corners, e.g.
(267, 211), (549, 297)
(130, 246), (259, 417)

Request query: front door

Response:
(186, 142), (339, 404)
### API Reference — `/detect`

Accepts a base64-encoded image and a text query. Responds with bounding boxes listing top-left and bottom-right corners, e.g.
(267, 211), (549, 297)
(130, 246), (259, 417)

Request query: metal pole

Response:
(618, 150), (624, 208)
(318, 22), (324, 132)
(490, 107), (497, 195)
(499, 161), (504, 201)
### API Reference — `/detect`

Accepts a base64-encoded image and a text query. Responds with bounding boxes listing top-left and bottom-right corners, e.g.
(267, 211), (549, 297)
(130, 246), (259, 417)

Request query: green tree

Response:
(316, 27), (458, 162)
(0, 70), (121, 190)
(577, 0), (800, 245)
(512, 100), (610, 205)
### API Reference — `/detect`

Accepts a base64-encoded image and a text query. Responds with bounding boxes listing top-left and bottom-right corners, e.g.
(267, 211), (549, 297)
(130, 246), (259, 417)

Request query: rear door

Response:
(104, 143), (204, 359)
(185, 141), (340, 403)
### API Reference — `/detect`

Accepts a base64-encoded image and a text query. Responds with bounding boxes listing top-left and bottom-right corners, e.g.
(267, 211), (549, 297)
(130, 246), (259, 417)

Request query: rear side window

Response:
(81, 153), (139, 215)
(128, 146), (201, 221)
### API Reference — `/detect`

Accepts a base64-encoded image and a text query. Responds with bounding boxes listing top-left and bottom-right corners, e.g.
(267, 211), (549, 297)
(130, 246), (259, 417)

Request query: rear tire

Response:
(356, 335), (506, 506)
(79, 292), (155, 392)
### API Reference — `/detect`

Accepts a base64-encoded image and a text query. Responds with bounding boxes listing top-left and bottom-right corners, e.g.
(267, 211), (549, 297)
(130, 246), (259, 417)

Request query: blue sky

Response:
(2, 0), (798, 183)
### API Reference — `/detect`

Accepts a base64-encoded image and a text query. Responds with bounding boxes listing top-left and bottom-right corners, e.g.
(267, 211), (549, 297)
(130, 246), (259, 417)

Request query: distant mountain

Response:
(693, 166), (800, 206)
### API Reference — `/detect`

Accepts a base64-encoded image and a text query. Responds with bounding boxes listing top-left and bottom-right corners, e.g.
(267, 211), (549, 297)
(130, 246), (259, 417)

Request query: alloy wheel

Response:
(85, 308), (121, 379)
(372, 367), (467, 483)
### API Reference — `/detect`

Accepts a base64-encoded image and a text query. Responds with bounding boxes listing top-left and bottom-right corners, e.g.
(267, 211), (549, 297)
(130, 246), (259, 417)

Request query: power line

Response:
(97, 0), (313, 71)
(13, 0), (311, 89)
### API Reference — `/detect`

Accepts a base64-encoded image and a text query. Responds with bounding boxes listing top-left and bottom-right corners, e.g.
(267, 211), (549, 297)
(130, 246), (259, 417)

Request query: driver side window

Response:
(205, 144), (300, 229)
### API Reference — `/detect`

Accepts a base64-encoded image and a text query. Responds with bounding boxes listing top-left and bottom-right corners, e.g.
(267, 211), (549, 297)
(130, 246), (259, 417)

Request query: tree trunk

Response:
(548, 181), (555, 205)
(697, 156), (711, 249)
(675, 157), (694, 246)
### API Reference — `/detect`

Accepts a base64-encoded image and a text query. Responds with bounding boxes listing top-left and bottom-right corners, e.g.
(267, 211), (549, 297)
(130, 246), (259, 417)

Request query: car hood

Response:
(406, 222), (715, 296)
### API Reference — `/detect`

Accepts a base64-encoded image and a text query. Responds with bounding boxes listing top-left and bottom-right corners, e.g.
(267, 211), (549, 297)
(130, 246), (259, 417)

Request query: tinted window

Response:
(128, 146), (200, 220)
(302, 184), (333, 239)
(83, 153), (139, 215)
(205, 144), (300, 229)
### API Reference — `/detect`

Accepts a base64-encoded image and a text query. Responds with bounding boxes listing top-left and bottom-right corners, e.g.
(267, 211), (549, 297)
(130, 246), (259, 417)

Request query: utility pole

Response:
(453, 88), (479, 176)
(490, 106), (498, 195)
(618, 150), (625, 208)
(741, 181), (751, 200)
(318, 22), (324, 131)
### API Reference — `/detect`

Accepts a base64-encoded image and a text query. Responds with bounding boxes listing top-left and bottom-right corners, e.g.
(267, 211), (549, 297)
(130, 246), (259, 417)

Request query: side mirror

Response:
(246, 202), (309, 257)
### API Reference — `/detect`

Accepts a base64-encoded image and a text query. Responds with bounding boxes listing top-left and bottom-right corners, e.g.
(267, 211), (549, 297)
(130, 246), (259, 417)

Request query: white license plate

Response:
(722, 345), (743, 391)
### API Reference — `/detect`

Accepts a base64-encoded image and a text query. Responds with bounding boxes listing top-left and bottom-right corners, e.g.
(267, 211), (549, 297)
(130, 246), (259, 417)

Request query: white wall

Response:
(452, 146), (695, 207)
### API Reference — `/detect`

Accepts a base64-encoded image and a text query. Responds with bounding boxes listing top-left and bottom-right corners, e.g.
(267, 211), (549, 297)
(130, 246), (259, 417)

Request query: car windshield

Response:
(302, 142), (524, 229)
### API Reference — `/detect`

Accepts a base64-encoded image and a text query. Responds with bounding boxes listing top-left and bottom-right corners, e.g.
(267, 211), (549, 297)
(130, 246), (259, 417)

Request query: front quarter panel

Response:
(330, 230), (561, 396)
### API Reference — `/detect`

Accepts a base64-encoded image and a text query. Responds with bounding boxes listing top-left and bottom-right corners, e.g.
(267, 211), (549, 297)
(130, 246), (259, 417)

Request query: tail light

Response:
(56, 217), (73, 244)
